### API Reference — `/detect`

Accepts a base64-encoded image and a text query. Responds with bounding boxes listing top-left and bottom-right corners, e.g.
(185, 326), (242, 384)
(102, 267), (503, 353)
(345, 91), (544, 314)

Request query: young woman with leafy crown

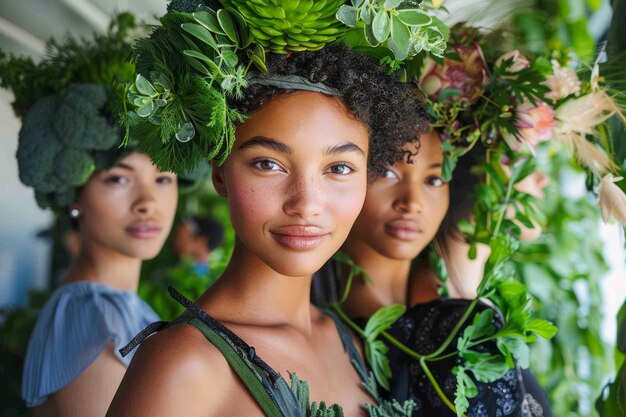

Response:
(104, 0), (442, 416)
(0, 14), (181, 417)
(312, 20), (626, 417)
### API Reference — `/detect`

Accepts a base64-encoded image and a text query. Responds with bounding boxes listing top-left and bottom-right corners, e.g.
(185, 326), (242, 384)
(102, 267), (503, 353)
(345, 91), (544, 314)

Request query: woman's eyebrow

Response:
(113, 163), (135, 171)
(324, 142), (366, 158)
(238, 136), (292, 154)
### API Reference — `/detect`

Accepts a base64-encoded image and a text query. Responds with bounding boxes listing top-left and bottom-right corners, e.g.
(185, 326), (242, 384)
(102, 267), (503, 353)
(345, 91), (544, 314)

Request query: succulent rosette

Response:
(221, 0), (347, 54)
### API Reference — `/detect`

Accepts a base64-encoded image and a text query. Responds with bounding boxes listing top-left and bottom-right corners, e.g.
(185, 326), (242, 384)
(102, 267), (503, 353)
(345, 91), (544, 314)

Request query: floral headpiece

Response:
(121, 0), (449, 175)
(0, 14), (139, 209)
(411, 23), (626, 226)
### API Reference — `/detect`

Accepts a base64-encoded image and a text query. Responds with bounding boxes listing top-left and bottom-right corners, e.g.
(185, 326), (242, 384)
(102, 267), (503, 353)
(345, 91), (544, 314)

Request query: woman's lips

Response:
(126, 222), (162, 239)
(270, 226), (329, 251)
(384, 219), (422, 241)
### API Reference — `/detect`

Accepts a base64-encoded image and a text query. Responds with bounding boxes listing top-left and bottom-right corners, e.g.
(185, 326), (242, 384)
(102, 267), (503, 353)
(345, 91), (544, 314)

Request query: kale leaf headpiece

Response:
(0, 13), (139, 209)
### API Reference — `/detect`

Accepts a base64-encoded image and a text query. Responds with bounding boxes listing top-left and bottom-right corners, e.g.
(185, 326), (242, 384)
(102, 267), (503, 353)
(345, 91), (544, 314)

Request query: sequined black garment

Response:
(386, 299), (550, 417)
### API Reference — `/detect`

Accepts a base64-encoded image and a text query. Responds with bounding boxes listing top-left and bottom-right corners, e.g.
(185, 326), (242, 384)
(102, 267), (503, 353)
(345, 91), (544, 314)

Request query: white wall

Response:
(0, 90), (52, 307)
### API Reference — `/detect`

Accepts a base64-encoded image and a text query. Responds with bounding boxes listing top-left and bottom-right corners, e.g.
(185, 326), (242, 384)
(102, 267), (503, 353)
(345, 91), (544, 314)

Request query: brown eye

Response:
(427, 177), (444, 187)
(382, 168), (399, 180)
(327, 164), (354, 175)
(253, 159), (282, 171)
(105, 175), (129, 185)
(156, 176), (174, 184)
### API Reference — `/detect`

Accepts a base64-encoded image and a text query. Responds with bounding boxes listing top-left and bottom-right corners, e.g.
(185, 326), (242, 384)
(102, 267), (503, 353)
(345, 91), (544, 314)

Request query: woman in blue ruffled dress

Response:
(0, 15), (179, 417)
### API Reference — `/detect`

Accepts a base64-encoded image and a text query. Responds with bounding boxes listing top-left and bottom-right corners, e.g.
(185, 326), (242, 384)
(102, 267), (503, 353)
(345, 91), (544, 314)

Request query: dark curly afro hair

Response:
(230, 44), (429, 179)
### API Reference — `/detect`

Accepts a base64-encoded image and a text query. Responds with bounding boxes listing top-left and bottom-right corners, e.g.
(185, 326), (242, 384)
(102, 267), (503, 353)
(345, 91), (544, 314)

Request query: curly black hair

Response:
(230, 44), (429, 179)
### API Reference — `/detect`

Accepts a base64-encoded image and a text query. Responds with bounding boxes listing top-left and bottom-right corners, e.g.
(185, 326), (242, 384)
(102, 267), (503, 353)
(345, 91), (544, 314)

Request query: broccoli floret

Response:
(54, 148), (95, 186)
(16, 83), (117, 208)
(16, 97), (63, 192)
(53, 84), (117, 150)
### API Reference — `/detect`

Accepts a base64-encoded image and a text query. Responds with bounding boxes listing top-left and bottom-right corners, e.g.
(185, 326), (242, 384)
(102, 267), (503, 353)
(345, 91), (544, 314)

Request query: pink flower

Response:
(419, 44), (488, 103)
(495, 50), (530, 74)
(503, 101), (556, 155)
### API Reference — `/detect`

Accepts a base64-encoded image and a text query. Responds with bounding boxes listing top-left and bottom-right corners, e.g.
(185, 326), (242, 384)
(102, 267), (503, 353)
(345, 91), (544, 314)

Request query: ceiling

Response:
(0, 0), (613, 61)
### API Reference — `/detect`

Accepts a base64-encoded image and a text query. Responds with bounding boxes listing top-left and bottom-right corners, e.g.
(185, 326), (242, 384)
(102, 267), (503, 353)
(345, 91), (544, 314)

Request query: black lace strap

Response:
(119, 320), (169, 357)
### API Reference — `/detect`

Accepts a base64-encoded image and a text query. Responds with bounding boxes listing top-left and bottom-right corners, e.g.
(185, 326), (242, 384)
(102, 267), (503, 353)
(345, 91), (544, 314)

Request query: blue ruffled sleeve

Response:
(21, 281), (159, 407)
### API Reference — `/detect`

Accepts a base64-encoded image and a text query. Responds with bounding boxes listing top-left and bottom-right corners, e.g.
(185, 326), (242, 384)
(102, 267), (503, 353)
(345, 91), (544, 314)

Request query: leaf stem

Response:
(331, 304), (365, 337)
(424, 298), (479, 359)
(420, 357), (466, 417)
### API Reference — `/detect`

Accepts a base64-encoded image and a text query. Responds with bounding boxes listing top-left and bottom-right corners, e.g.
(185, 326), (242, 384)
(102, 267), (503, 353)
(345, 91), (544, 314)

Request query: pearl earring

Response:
(69, 208), (80, 219)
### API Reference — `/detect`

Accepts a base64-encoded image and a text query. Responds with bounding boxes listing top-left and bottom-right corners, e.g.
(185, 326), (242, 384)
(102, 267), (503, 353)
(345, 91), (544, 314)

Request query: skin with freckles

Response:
(107, 92), (373, 417)
(33, 152), (178, 417)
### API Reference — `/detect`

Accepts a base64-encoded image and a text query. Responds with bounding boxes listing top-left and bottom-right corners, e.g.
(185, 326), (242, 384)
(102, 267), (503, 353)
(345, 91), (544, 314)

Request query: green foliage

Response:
(0, 13), (137, 118)
(512, 1), (596, 63)
(123, 6), (264, 174)
(507, 148), (612, 417)
(336, 0), (447, 60)
(0, 289), (51, 417)
(0, 13), (141, 209)
(289, 373), (344, 417)
(596, 300), (626, 417)
(15, 84), (124, 208)
(363, 304), (406, 390)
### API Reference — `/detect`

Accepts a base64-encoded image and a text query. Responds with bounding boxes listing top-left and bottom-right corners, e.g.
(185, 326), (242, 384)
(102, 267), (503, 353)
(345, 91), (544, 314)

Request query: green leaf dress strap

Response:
(183, 316), (284, 417)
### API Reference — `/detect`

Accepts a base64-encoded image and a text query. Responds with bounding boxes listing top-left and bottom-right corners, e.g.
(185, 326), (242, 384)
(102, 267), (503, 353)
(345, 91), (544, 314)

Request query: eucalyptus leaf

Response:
(135, 74), (157, 96)
(396, 9), (432, 26)
(133, 96), (152, 108)
(175, 122), (195, 143)
(336, 5), (359, 27)
(229, 9), (252, 47)
(372, 9), (391, 42)
(194, 8), (224, 35)
(217, 9), (239, 44)
(181, 23), (219, 52)
(360, 6), (372, 24)
(150, 71), (171, 91)
(183, 50), (221, 75)
(384, 0), (403, 9)
(136, 100), (156, 118)
(220, 50), (239, 67)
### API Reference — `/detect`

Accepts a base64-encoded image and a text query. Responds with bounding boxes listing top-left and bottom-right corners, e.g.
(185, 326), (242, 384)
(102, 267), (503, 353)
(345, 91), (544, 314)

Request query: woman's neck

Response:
(443, 237), (491, 300)
(64, 240), (142, 292)
(340, 239), (412, 318)
(200, 239), (318, 333)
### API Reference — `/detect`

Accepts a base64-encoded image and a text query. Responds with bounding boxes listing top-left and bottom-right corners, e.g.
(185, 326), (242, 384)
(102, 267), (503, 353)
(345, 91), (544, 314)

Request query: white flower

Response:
(544, 60), (581, 101)
(598, 174), (626, 225)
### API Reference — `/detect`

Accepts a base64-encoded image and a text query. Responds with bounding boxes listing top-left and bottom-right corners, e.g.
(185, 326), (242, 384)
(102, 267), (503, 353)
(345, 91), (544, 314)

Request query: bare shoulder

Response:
(106, 322), (233, 417)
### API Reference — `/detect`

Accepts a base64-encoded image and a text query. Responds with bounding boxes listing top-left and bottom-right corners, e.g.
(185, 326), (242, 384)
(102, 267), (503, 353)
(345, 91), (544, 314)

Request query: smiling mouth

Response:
(270, 226), (330, 251)
(384, 221), (422, 242)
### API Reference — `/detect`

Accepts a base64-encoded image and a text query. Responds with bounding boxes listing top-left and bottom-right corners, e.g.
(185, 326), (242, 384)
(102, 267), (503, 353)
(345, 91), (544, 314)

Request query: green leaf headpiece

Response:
(0, 13), (140, 209)
(121, 0), (448, 175)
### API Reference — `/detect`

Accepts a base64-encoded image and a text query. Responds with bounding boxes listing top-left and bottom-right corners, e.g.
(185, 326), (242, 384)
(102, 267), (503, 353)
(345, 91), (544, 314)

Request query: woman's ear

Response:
(211, 162), (227, 197)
